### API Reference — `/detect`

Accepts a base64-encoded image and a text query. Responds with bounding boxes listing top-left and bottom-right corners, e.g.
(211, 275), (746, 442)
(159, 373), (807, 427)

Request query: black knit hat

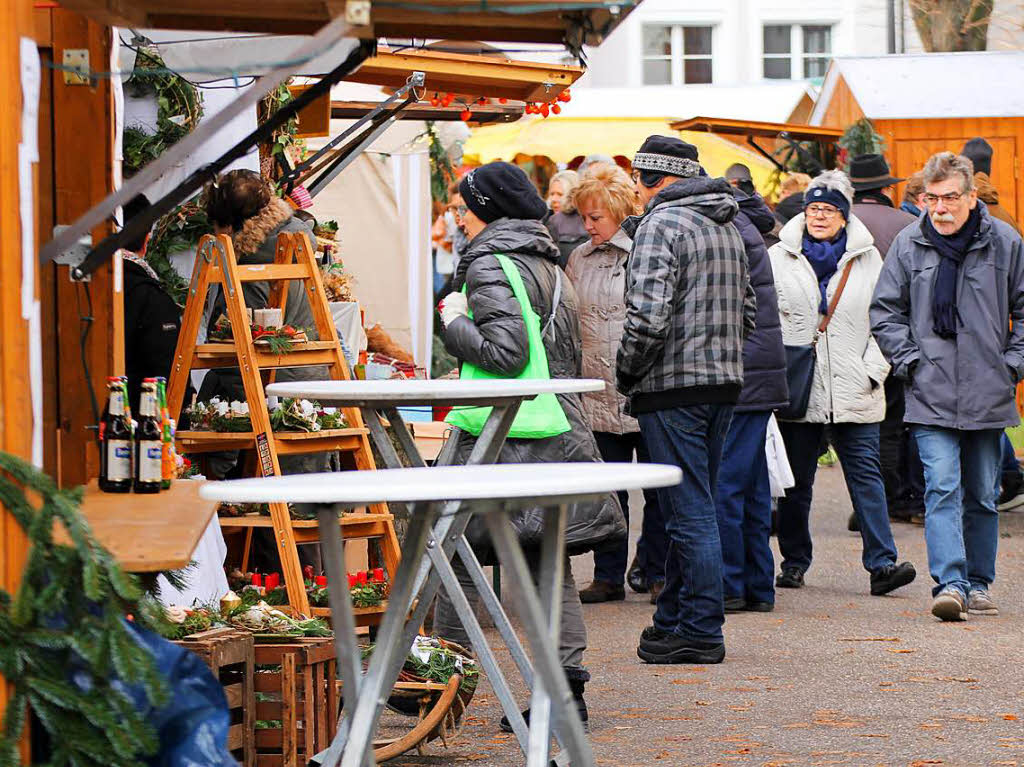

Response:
(632, 135), (702, 178)
(459, 162), (548, 224)
(961, 138), (992, 176)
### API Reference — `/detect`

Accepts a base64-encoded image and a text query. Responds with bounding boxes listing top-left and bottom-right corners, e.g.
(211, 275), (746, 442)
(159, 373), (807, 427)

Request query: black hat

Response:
(961, 138), (992, 176)
(848, 153), (903, 191)
(459, 162), (548, 224)
(633, 135), (702, 178)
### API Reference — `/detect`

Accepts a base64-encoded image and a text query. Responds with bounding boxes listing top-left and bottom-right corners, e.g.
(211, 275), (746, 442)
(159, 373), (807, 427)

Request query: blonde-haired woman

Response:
(567, 165), (667, 603)
(546, 169), (589, 266)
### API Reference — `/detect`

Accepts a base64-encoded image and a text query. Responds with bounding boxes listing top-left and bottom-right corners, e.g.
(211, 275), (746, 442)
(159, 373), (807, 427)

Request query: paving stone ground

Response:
(381, 464), (1024, 767)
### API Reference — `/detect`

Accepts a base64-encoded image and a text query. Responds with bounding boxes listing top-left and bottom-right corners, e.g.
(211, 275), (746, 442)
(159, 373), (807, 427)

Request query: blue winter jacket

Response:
(732, 190), (790, 412)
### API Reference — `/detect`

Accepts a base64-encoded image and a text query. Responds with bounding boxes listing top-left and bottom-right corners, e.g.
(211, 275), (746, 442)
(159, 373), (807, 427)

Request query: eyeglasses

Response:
(455, 204), (469, 217)
(922, 191), (965, 206)
(806, 204), (840, 219)
(630, 170), (641, 183)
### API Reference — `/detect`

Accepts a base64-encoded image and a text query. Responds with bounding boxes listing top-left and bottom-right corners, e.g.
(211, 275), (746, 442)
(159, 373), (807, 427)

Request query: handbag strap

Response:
(816, 260), (855, 337)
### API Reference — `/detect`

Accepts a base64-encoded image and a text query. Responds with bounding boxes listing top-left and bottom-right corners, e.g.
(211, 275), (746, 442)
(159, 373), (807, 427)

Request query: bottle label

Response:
(139, 441), (163, 483)
(107, 440), (131, 481)
(109, 391), (125, 417)
(140, 390), (158, 417)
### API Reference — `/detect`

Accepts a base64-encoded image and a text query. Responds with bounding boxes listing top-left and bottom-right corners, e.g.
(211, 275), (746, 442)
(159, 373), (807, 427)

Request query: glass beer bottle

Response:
(134, 380), (163, 494)
(99, 377), (133, 493)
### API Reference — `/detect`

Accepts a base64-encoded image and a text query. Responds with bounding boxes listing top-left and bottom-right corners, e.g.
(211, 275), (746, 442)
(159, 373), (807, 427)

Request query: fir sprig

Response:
(0, 452), (168, 767)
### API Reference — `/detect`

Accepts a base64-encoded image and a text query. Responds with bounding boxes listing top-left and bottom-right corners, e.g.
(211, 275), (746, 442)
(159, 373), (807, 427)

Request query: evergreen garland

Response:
(122, 48), (203, 178)
(423, 121), (456, 205)
(838, 118), (886, 170)
(0, 452), (168, 767)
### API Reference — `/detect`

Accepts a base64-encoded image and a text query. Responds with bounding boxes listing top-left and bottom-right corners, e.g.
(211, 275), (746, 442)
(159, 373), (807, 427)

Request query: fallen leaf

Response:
(889, 648), (917, 654)
(1003, 714), (1019, 721)
(910, 760), (943, 766)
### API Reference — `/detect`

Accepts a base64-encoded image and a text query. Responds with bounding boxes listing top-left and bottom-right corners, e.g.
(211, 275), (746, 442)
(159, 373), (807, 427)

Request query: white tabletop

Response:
(265, 378), (606, 407)
(199, 462), (680, 509)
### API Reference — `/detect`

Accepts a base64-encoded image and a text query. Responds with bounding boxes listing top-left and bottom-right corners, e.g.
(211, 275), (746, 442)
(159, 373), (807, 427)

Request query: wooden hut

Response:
(809, 52), (1024, 227)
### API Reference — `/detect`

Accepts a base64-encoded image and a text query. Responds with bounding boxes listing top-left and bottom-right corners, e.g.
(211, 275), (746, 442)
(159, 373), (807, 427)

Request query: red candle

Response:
(356, 571), (368, 585)
(251, 573), (262, 587)
(347, 573), (357, 588)
(266, 573), (279, 589)
(373, 568), (385, 583)
(315, 575), (328, 587)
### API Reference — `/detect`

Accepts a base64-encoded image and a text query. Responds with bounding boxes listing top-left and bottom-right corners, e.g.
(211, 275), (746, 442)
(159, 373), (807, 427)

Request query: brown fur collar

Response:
(232, 196), (294, 258)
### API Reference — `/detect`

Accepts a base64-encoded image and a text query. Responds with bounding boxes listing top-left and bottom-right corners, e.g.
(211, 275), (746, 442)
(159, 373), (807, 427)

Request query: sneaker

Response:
(744, 601), (775, 612)
(724, 596), (747, 613)
(870, 561), (917, 596)
(626, 555), (648, 593)
(578, 580), (625, 604)
(997, 488), (1024, 512)
(775, 567), (804, 589)
(649, 580), (665, 605)
(637, 627), (725, 665)
(847, 512), (860, 532)
(967, 588), (999, 615)
(931, 588), (968, 622)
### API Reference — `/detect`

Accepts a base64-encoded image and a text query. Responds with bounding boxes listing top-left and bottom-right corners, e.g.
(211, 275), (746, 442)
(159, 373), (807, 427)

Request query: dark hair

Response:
(204, 169), (271, 231)
(122, 194), (151, 252)
(638, 170), (668, 188)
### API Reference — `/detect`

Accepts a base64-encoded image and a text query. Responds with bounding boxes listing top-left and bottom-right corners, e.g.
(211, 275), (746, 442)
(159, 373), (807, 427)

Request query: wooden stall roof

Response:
(348, 47), (582, 103)
(56, 0), (637, 46)
(671, 116), (843, 143)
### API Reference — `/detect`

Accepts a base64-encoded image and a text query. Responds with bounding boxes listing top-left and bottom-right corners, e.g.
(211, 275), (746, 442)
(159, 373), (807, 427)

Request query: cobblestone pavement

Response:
(382, 464), (1024, 767)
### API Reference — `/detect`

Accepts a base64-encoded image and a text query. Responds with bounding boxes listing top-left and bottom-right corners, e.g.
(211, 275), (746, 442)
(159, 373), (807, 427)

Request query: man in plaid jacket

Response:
(618, 136), (755, 665)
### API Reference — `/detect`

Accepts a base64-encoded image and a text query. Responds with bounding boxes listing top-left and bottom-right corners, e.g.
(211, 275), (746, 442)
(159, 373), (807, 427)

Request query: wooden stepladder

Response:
(166, 231), (400, 618)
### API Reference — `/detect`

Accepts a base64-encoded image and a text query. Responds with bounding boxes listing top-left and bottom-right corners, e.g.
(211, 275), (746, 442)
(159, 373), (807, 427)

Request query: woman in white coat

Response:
(769, 170), (916, 597)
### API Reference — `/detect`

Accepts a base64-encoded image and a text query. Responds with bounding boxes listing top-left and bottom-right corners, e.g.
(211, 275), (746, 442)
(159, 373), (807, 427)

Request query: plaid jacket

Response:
(617, 177), (755, 412)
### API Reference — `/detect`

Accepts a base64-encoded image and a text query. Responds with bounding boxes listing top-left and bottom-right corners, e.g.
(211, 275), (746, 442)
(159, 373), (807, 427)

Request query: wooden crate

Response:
(254, 638), (339, 767)
(173, 628), (256, 767)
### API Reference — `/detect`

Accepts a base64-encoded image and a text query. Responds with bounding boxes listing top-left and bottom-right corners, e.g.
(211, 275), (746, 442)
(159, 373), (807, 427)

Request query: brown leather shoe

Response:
(649, 580), (665, 605)
(579, 580), (625, 603)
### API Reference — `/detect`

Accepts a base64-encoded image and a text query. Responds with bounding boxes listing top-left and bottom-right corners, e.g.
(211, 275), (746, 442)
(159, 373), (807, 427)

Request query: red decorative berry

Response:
(477, 97), (487, 105)
(460, 109), (472, 121)
(498, 97), (508, 104)
(540, 103), (550, 117)
(551, 103), (562, 115)
(429, 97), (439, 107)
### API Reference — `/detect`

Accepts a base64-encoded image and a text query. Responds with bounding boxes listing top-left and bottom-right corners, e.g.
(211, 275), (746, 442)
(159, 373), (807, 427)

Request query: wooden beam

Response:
(1, 0), (41, 757)
(331, 99), (524, 123)
(51, 8), (119, 486)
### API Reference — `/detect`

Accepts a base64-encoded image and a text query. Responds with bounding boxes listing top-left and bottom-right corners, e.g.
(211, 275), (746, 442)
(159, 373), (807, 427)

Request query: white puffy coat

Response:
(769, 213), (890, 424)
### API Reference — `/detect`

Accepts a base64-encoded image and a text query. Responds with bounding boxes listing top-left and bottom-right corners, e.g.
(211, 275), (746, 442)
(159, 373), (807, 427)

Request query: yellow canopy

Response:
(462, 116), (779, 194)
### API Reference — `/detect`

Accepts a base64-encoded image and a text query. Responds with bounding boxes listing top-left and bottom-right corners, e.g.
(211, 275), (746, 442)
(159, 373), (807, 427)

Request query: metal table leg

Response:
(484, 506), (594, 767)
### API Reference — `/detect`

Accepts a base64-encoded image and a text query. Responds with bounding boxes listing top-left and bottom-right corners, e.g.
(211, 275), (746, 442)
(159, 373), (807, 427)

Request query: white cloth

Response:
(439, 291), (468, 327)
(330, 300), (368, 354)
(156, 514), (229, 607)
(769, 213), (891, 424)
(766, 413), (795, 498)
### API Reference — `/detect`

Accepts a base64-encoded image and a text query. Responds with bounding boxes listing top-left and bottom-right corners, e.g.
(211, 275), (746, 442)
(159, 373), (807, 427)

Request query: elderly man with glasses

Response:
(871, 151), (1024, 621)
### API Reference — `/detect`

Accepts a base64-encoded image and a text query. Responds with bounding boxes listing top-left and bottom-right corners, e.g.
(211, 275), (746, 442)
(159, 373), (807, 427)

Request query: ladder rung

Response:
(210, 263), (311, 282)
(192, 341), (340, 369)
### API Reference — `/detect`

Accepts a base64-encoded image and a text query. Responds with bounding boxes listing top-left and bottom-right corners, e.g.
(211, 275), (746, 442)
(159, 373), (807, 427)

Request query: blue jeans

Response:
(997, 432), (1021, 495)
(913, 426), (1001, 598)
(777, 421), (898, 574)
(715, 411), (775, 604)
(637, 404), (733, 644)
(593, 431), (666, 585)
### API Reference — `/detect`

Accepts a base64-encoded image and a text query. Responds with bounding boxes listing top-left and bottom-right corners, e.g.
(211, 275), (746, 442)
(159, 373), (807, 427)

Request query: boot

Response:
(499, 674), (589, 733)
(626, 555), (648, 593)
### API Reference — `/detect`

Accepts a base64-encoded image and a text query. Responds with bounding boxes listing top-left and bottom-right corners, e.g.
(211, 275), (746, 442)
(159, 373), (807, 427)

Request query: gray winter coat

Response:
(870, 202), (1024, 430)
(442, 217), (626, 556)
(617, 177), (756, 414)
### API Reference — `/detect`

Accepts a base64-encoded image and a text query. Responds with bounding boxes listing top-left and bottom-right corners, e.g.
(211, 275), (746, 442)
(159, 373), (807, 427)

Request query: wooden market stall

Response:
(1, 0), (614, 758)
(808, 52), (1024, 227)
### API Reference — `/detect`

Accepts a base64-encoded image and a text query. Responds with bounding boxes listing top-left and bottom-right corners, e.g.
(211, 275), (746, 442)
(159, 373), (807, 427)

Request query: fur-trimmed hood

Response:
(232, 196), (296, 261)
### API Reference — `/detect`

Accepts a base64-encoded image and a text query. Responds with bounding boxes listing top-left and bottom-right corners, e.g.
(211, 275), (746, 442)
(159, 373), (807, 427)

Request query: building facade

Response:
(579, 0), (1023, 90)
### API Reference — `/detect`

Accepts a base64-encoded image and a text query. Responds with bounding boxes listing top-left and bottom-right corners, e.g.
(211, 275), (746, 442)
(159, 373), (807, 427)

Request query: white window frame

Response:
(641, 24), (715, 86)
(761, 23), (834, 80)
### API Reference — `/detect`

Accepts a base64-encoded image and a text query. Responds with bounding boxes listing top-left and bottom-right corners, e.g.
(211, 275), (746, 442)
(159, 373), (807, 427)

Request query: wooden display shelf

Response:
(219, 512), (395, 544)
(193, 340), (340, 369)
(56, 479), (217, 572)
(312, 602), (388, 621)
(176, 426), (369, 455)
